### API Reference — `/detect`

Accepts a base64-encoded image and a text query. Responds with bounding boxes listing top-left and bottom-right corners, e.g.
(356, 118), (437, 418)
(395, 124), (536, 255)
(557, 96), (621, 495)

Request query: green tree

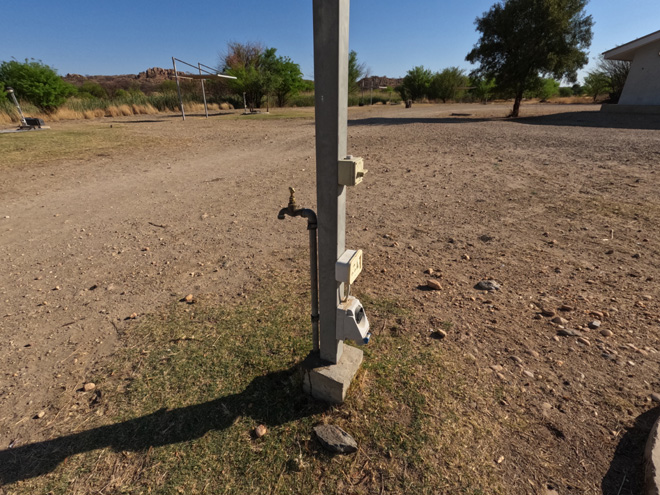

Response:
(0, 59), (75, 110)
(429, 67), (469, 103)
(299, 79), (314, 92)
(221, 42), (303, 109)
(348, 50), (368, 94)
(582, 70), (610, 101)
(260, 48), (304, 107)
(559, 86), (573, 97)
(524, 77), (560, 100)
(0, 81), (7, 102)
(400, 66), (432, 101)
(222, 42), (266, 110)
(466, 0), (593, 117)
(571, 83), (583, 95)
(469, 76), (496, 102)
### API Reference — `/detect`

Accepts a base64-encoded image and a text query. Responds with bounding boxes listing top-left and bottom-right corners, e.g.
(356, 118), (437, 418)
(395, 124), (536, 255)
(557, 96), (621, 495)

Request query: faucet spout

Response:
(277, 187), (305, 220)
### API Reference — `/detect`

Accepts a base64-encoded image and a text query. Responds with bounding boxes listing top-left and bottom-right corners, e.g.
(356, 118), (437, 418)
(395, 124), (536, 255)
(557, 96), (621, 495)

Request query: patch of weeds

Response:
(354, 290), (409, 319)
(441, 320), (454, 332)
(0, 126), (164, 169)
(2, 277), (506, 494)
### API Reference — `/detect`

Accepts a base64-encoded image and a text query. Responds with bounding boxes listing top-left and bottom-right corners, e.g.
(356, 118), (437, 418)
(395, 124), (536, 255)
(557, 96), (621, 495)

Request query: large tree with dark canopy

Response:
(466, 0), (593, 117)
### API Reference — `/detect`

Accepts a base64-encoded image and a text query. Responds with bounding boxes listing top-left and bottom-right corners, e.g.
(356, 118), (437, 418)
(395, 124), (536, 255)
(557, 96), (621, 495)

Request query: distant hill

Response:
(63, 69), (402, 96)
(64, 67), (179, 95)
(357, 76), (403, 89)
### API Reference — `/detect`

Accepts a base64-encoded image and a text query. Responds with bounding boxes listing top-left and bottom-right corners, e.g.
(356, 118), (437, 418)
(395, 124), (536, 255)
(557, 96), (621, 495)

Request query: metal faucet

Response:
(277, 187), (319, 351)
(278, 187), (304, 220)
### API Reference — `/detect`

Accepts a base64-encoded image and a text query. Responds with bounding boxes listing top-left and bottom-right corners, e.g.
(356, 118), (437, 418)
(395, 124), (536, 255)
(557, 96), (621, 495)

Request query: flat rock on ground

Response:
(313, 424), (358, 454)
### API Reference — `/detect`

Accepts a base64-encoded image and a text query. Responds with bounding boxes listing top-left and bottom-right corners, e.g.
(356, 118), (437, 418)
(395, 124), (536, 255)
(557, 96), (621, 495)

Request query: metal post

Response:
(198, 63), (208, 118)
(172, 57), (185, 121)
(6, 88), (27, 126)
(313, 0), (349, 364)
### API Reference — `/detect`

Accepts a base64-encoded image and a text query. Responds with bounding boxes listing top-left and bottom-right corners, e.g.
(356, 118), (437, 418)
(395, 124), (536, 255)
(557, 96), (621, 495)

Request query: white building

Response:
(603, 29), (660, 111)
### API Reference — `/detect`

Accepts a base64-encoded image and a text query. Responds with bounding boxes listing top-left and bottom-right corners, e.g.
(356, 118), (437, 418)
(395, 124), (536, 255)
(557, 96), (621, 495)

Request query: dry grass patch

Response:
(118, 104), (133, 116)
(83, 109), (105, 120)
(0, 125), (165, 170)
(0, 276), (514, 494)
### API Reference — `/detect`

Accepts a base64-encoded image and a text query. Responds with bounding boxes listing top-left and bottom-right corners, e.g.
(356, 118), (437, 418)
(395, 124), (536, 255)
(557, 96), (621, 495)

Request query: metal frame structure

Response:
(171, 57), (236, 121)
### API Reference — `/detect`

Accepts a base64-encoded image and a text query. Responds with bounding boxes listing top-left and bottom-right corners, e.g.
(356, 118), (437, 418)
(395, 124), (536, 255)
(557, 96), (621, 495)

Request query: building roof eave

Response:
(603, 29), (660, 61)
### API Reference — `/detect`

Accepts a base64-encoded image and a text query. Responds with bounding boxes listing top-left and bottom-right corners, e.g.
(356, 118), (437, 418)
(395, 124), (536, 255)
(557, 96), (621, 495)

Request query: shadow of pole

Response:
(601, 405), (660, 495)
(0, 365), (328, 485)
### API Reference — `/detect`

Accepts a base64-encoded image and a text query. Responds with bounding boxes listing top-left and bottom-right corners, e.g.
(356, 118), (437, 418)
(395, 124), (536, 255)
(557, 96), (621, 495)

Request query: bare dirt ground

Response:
(1, 102), (660, 493)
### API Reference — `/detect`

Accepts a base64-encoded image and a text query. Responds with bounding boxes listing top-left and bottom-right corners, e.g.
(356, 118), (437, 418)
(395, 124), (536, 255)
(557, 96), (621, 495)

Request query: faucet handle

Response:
(288, 187), (297, 208)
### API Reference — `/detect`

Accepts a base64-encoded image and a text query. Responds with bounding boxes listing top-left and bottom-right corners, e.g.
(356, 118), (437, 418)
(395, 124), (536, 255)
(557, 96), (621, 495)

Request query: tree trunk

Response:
(511, 90), (523, 117)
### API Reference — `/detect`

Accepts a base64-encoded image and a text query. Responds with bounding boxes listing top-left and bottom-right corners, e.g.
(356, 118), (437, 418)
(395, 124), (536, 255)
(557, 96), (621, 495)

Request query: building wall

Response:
(619, 39), (660, 105)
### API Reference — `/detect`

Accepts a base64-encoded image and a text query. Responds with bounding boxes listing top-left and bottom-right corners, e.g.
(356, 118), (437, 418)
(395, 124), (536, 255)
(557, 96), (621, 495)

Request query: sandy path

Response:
(1, 102), (659, 492)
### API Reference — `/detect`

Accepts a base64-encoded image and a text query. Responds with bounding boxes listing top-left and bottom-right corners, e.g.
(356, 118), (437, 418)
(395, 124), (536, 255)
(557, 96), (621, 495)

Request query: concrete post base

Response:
(302, 345), (363, 403)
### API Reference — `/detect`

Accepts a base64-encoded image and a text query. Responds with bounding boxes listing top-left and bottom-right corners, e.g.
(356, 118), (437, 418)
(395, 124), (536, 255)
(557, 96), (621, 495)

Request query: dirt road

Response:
(1, 103), (659, 493)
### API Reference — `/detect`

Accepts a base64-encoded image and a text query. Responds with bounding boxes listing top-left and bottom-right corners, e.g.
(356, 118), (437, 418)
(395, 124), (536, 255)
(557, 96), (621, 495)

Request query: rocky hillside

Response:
(357, 75), (403, 89)
(64, 67), (180, 95)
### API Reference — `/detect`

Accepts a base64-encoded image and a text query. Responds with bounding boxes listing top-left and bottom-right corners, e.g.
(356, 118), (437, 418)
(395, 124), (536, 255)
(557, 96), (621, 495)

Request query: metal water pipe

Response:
(277, 188), (320, 352)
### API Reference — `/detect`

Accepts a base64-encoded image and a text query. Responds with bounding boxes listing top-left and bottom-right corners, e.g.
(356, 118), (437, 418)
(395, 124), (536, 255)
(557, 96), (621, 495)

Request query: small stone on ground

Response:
(475, 280), (500, 291)
(254, 424), (267, 438)
(557, 328), (581, 337)
(551, 316), (568, 325)
(314, 424), (357, 454)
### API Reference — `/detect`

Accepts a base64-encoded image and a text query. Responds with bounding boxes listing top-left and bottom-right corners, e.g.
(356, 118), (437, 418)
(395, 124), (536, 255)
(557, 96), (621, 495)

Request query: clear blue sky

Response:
(1, 0), (658, 84)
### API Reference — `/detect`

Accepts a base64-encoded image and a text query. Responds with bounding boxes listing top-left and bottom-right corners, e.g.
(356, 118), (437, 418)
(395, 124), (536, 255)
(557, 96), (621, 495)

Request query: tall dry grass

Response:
(0, 93), (237, 125)
(547, 95), (597, 104)
(50, 108), (83, 121)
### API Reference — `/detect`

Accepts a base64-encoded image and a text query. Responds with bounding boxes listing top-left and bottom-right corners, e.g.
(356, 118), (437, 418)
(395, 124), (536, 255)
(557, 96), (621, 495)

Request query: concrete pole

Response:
(313, 0), (349, 364)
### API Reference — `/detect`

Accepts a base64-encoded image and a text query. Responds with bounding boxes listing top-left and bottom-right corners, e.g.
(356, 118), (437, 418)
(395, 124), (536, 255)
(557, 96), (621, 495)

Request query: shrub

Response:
(159, 80), (178, 93)
(78, 81), (108, 99)
(287, 93), (315, 107)
(0, 59), (76, 111)
(429, 67), (469, 103)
